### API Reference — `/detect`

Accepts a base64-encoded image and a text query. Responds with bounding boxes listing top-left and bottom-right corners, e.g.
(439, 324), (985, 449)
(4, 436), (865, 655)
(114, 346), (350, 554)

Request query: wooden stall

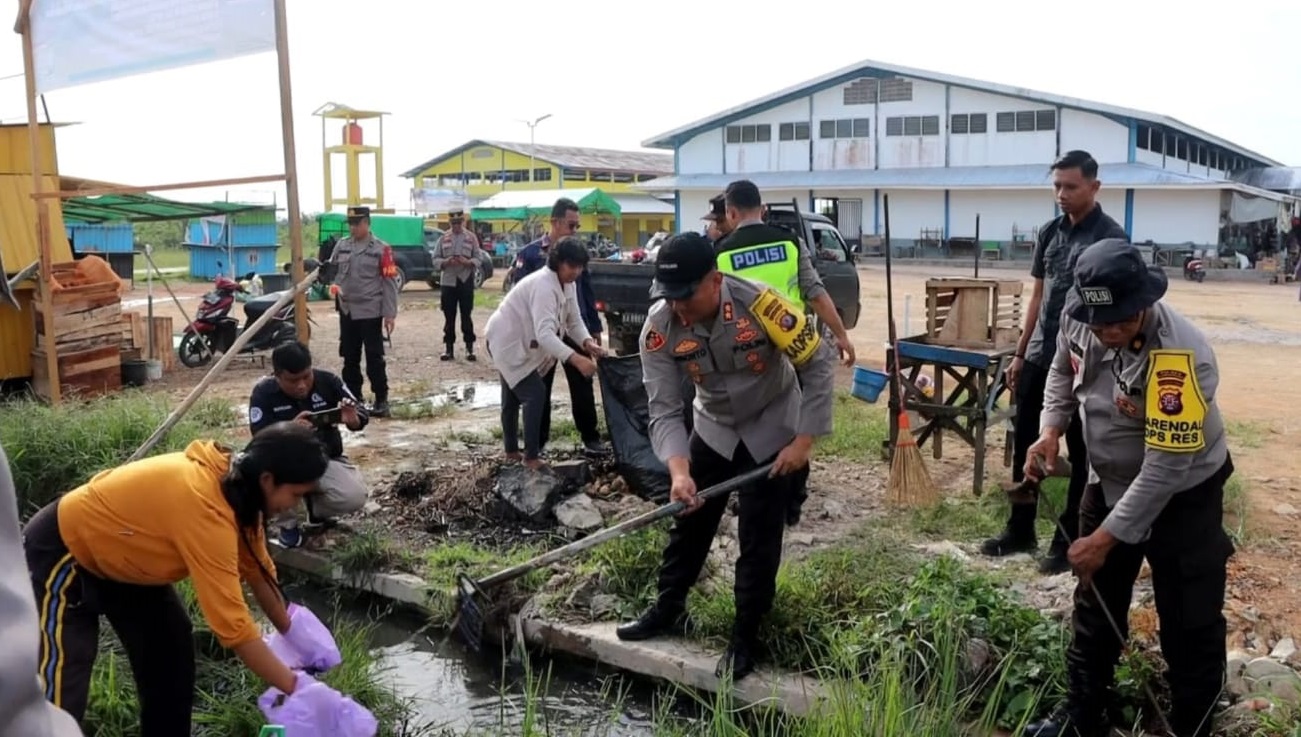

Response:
(888, 278), (1023, 495)
(30, 257), (127, 399)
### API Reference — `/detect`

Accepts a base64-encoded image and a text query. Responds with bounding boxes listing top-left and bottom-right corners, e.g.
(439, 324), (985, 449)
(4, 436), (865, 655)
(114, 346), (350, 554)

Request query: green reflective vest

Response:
(716, 239), (804, 310)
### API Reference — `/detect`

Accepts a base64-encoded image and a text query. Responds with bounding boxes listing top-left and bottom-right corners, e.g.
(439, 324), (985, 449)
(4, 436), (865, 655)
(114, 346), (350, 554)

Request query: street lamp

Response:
(518, 113), (552, 188)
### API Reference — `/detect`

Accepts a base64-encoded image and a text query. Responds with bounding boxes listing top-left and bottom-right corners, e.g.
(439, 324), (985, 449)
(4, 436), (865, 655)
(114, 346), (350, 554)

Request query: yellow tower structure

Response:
(314, 102), (390, 213)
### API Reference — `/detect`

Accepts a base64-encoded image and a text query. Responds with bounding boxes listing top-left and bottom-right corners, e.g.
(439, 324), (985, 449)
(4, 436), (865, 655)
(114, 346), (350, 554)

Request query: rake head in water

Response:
(454, 573), (489, 652)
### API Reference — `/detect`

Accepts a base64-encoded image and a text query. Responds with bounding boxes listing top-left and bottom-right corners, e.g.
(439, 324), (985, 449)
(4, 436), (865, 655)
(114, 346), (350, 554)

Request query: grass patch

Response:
(1223, 475), (1251, 544)
(0, 392), (239, 514)
(388, 398), (459, 421)
(570, 524), (1101, 730)
(422, 540), (549, 625)
(1225, 418), (1268, 450)
(473, 290), (504, 310)
(818, 391), (890, 461)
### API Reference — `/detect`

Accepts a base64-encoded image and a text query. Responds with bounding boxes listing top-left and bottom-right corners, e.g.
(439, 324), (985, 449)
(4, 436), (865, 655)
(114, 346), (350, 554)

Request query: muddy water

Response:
(296, 588), (663, 735)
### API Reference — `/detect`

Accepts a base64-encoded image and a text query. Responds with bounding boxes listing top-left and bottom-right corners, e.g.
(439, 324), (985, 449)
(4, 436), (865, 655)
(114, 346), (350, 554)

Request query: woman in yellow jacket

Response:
(22, 421), (333, 736)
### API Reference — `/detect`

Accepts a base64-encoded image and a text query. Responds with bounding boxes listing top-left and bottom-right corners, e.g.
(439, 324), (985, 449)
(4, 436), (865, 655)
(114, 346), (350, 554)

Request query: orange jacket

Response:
(57, 441), (277, 648)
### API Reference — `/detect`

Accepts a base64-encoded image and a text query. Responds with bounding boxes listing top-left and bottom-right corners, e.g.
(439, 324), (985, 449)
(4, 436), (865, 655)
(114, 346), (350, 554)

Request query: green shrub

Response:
(0, 392), (238, 514)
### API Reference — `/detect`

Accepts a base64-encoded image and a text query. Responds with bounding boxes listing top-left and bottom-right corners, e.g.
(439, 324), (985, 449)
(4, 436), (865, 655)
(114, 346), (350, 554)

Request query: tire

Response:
(501, 271), (514, 293)
(393, 266), (407, 293)
(178, 332), (213, 368)
(474, 263), (487, 289)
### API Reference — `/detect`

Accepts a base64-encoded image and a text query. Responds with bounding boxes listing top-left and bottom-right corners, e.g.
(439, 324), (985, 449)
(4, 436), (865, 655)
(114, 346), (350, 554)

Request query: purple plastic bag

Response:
(265, 603), (343, 673)
(259, 673), (378, 737)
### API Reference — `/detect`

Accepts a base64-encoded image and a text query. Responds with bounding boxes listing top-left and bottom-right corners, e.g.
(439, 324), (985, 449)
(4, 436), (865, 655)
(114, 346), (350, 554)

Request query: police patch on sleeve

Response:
(644, 329), (665, 353)
(749, 288), (821, 366)
(249, 406), (263, 424)
(1143, 350), (1207, 453)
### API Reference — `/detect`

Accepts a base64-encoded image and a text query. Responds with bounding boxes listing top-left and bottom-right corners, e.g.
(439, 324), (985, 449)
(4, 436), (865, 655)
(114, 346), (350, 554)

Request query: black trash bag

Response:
(597, 354), (694, 503)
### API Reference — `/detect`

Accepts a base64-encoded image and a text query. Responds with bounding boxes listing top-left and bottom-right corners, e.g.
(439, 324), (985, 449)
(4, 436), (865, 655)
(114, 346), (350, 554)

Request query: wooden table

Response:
(885, 335), (1016, 495)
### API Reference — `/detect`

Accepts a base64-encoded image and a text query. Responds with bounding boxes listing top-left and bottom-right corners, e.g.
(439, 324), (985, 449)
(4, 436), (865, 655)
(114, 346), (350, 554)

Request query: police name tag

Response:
(749, 288), (820, 366)
(1079, 286), (1113, 305)
(1143, 349), (1207, 453)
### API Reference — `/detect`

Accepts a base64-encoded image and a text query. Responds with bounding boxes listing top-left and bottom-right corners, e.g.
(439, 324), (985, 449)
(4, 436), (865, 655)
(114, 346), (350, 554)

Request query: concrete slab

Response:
(271, 545), (828, 716)
(515, 618), (830, 717)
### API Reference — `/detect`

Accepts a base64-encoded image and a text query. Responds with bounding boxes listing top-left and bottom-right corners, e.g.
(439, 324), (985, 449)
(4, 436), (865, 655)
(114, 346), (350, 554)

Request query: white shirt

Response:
(484, 268), (592, 388)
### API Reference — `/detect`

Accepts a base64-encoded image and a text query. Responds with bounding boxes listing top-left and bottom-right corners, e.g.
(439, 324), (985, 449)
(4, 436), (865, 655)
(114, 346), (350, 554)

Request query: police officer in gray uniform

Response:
(329, 206), (399, 417)
(615, 233), (836, 681)
(432, 209), (482, 362)
(1024, 239), (1233, 737)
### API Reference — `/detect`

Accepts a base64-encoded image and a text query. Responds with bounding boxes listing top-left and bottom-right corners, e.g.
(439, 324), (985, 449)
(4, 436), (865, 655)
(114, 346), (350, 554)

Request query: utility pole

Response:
(520, 113), (552, 188)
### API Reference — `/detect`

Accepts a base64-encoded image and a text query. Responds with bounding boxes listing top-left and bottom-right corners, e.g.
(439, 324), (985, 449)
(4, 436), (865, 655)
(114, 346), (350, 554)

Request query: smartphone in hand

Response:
(308, 407), (342, 427)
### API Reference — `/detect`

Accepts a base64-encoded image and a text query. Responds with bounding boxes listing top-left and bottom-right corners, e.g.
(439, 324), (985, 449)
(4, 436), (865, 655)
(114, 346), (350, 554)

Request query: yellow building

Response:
(401, 139), (675, 245)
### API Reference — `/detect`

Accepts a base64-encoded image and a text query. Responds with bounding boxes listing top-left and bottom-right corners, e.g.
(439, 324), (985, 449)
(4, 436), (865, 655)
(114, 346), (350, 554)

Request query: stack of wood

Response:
(924, 278), (1023, 350)
(31, 258), (126, 400)
(117, 310), (173, 370)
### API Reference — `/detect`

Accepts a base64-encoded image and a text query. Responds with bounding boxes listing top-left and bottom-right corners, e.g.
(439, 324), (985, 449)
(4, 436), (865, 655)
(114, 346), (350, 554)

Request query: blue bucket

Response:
(851, 366), (890, 404)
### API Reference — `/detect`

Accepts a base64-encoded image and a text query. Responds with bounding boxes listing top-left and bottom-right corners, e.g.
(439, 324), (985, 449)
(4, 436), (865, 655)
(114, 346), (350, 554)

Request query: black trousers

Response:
(1068, 459), (1233, 737)
(440, 281), (476, 347)
(1010, 360), (1087, 546)
(655, 435), (793, 643)
(339, 314), (388, 402)
(501, 371), (547, 460)
(541, 337), (601, 447)
(23, 500), (196, 736)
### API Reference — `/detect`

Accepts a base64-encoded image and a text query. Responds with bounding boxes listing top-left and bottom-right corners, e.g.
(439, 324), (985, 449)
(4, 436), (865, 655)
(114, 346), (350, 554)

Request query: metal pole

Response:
(273, 0), (310, 344)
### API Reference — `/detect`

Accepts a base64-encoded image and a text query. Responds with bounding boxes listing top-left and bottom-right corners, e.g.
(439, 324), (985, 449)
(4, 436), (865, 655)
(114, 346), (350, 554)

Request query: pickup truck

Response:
(589, 205), (862, 354)
(317, 213), (493, 291)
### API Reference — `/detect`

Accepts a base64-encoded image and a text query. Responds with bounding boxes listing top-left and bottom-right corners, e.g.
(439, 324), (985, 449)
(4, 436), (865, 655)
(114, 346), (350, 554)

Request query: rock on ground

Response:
(554, 493), (604, 532)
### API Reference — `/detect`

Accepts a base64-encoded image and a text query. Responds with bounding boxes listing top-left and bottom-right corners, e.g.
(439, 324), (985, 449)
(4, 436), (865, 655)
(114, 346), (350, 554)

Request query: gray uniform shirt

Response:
(1025, 206), (1127, 368)
(0, 444), (84, 737)
(1040, 302), (1227, 544)
(639, 274), (836, 464)
(329, 235), (399, 320)
(431, 230), (481, 287)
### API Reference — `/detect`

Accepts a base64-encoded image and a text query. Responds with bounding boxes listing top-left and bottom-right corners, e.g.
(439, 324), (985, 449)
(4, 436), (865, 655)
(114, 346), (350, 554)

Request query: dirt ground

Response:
(134, 262), (1301, 650)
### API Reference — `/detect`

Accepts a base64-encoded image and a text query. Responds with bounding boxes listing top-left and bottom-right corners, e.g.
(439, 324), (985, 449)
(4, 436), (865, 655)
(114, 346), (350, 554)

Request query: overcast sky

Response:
(1, 0), (1296, 215)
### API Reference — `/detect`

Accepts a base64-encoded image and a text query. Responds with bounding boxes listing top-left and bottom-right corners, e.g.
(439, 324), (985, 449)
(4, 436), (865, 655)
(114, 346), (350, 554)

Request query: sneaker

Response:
(277, 525), (304, 548)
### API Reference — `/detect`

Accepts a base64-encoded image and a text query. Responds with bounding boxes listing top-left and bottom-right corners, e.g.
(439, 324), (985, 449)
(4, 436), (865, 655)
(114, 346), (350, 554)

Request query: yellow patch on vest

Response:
(1143, 349), (1207, 453)
(749, 288), (820, 366)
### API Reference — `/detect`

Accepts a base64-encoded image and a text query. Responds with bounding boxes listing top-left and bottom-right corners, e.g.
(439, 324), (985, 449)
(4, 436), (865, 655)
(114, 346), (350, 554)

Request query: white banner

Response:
(31, 0), (276, 94)
(412, 188), (468, 215)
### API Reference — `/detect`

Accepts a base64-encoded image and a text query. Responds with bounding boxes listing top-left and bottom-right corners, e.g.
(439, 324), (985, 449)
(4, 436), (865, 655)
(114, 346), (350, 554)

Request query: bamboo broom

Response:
(882, 194), (939, 507)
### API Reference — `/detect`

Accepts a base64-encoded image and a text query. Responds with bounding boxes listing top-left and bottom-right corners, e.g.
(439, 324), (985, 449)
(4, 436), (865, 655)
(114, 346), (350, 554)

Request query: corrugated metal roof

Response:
(62, 194), (273, 224)
(1232, 167), (1301, 194)
(401, 139), (673, 179)
(635, 163), (1248, 192)
(642, 58), (1284, 167)
(0, 174), (73, 278)
(609, 193), (674, 215)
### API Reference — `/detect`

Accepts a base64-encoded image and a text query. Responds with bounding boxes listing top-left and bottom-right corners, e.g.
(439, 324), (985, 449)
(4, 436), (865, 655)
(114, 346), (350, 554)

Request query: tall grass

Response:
(0, 391), (240, 514)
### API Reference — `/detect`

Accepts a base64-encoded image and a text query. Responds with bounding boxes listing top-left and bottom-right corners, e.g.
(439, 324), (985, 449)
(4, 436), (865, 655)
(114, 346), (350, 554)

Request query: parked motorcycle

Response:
(1183, 256), (1206, 283)
(178, 268), (299, 368)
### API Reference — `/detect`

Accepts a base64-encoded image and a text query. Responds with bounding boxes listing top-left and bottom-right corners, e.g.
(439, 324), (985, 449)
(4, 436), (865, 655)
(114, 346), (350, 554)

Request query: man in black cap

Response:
(431, 209), (482, 361)
(1023, 238), (1232, 737)
(701, 193), (732, 244)
(616, 232), (836, 680)
(329, 206), (399, 417)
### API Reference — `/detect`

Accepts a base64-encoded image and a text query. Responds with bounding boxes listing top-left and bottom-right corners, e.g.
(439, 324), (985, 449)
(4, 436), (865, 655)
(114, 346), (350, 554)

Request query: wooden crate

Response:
(34, 289), (123, 354)
(119, 311), (145, 351)
(31, 344), (122, 401)
(924, 278), (1023, 350)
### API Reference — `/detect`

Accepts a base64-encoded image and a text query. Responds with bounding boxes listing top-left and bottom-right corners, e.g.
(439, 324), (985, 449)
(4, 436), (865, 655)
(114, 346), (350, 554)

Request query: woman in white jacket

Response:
(485, 238), (605, 469)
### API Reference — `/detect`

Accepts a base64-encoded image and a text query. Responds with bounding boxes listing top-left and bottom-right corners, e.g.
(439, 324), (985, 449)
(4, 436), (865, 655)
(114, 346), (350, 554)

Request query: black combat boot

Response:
(1038, 540), (1071, 574)
(715, 637), (759, 681)
(1023, 704), (1109, 737)
(465, 342), (477, 362)
(616, 604), (688, 642)
(370, 397), (390, 418)
(440, 344), (454, 361)
(981, 501), (1037, 557)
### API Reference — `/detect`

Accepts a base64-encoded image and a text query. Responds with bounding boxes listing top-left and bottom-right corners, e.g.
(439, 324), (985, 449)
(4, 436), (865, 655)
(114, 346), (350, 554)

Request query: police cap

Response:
(1065, 238), (1168, 325)
(346, 205), (371, 223)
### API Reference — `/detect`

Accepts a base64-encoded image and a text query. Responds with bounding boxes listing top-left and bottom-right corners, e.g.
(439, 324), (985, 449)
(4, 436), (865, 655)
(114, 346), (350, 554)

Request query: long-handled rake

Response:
(453, 463), (775, 652)
(1010, 458), (1178, 736)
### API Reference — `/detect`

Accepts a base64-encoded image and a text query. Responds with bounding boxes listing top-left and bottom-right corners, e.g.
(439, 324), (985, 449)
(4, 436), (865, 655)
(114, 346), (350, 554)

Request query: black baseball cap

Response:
(1064, 238), (1168, 324)
(649, 233), (717, 300)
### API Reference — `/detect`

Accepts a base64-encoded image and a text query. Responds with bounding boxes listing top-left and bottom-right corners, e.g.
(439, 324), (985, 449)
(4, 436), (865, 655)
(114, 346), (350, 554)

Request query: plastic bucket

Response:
(121, 359), (148, 388)
(851, 366), (889, 404)
(145, 359), (164, 381)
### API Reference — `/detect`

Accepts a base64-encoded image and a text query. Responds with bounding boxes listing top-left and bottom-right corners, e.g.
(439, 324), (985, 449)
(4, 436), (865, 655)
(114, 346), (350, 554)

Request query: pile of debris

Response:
(369, 454), (645, 547)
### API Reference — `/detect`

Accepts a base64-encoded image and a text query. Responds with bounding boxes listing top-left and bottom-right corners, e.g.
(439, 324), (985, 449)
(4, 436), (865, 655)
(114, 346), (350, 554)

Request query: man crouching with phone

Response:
(249, 341), (369, 547)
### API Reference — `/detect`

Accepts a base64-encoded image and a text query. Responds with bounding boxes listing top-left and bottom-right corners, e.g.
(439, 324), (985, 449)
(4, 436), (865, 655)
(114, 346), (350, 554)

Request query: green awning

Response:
(317, 212), (428, 246)
(470, 187), (622, 221)
(62, 194), (273, 224)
